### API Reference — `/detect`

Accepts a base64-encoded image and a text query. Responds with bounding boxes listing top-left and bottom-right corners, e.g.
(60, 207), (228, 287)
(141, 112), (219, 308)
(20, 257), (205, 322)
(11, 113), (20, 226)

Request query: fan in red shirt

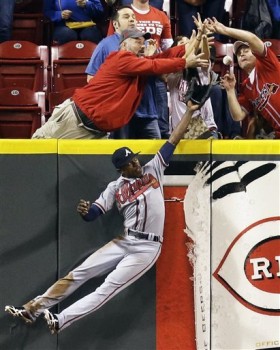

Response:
(32, 28), (209, 139)
(207, 17), (280, 139)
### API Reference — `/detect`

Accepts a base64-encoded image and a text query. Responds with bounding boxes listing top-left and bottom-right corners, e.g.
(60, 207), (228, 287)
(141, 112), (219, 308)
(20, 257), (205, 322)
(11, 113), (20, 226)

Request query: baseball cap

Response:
(119, 28), (151, 44)
(112, 147), (140, 169)
(233, 41), (250, 55)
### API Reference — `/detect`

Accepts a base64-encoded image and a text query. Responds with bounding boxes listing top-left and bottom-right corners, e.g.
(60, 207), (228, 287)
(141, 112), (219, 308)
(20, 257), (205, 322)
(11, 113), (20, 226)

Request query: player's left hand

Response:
(187, 100), (200, 111)
(77, 199), (90, 216)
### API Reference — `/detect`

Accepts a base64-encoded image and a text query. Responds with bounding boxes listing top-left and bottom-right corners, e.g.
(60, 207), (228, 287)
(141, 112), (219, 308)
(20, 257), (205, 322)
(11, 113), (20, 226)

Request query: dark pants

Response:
(155, 79), (170, 139)
(127, 117), (161, 139)
(53, 25), (103, 45)
(0, 0), (15, 43)
(176, 0), (226, 39)
(210, 85), (241, 139)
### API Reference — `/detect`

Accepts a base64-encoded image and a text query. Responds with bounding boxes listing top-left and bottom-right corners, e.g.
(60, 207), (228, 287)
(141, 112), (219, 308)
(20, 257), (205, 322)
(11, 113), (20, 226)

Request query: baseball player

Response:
(5, 102), (199, 334)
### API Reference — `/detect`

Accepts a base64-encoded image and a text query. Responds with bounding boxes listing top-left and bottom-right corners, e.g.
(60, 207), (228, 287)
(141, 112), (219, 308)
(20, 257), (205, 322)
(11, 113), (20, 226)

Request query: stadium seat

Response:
(0, 87), (46, 138)
(14, 0), (43, 14)
(213, 41), (234, 77)
(0, 40), (49, 92)
(12, 13), (45, 45)
(48, 87), (77, 113)
(51, 41), (96, 92)
(45, 87), (77, 120)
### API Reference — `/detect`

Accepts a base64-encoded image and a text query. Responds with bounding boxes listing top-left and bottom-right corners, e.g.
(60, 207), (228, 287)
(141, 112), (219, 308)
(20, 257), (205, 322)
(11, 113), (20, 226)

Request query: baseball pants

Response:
(24, 235), (162, 331)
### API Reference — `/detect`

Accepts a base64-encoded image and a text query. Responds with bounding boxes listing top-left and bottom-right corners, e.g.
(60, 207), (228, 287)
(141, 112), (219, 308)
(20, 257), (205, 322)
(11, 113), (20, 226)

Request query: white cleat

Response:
(5, 305), (36, 324)
(44, 309), (59, 334)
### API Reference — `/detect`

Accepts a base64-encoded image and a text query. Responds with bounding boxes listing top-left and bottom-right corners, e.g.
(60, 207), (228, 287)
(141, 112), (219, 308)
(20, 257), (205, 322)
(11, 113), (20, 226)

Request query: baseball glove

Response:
(183, 71), (218, 107)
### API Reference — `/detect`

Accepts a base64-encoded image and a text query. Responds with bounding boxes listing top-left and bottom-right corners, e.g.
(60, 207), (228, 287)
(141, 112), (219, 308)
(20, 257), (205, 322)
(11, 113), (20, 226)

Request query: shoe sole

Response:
(5, 305), (35, 324)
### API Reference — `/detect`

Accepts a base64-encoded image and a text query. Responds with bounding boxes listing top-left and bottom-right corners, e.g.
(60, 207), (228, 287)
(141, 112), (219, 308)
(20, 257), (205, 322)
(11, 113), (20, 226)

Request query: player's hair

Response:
(111, 6), (133, 22)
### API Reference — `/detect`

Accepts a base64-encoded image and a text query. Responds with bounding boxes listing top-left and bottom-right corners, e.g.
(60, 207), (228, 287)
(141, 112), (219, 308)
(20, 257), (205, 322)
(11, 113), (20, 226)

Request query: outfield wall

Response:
(0, 140), (279, 350)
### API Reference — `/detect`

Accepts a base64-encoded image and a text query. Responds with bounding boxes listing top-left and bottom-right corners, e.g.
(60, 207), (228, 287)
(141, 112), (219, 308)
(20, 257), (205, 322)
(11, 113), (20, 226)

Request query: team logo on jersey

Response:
(253, 83), (279, 111)
(213, 217), (280, 316)
(116, 173), (160, 204)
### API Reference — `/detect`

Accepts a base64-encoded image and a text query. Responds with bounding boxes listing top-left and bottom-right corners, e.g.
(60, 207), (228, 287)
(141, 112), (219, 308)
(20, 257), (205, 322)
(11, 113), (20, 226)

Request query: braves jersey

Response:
(94, 147), (170, 237)
(107, 5), (173, 50)
(238, 46), (280, 137)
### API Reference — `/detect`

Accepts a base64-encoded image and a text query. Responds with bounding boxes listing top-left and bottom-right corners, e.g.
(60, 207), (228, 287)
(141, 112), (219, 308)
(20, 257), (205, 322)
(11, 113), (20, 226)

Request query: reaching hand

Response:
(193, 12), (204, 33)
(77, 199), (90, 216)
(205, 17), (227, 35)
(144, 39), (157, 57)
(220, 72), (236, 91)
(184, 51), (209, 69)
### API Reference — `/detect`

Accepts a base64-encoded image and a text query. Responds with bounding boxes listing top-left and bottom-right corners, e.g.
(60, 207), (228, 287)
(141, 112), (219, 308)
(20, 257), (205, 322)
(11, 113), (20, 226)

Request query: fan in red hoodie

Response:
(32, 28), (208, 139)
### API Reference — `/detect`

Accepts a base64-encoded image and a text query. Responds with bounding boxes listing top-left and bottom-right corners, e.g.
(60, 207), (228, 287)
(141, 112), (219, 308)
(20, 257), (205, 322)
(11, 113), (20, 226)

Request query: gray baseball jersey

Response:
(94, 151), (168, 237)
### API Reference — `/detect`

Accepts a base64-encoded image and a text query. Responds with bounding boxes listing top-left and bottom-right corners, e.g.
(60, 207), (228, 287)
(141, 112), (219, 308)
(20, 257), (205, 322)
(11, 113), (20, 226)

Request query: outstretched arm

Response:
(169, 102), (200, 146)
(220, 73), (247, 122)
(206, 18), (265, 56)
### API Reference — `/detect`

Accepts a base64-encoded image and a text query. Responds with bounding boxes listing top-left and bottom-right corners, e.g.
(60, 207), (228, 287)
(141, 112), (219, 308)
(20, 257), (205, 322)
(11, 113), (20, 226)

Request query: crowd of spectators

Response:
(1, 0), (280, 139)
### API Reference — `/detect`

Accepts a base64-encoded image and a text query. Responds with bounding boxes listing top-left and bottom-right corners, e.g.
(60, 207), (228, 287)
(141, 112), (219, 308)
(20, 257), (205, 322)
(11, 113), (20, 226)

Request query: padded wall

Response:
(0, 139), (209, 350)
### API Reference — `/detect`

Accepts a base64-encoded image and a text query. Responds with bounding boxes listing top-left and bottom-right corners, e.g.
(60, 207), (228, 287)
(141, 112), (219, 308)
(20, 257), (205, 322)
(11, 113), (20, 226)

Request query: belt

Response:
(71, 100), (103, 134)
(127, 229), (162, 243)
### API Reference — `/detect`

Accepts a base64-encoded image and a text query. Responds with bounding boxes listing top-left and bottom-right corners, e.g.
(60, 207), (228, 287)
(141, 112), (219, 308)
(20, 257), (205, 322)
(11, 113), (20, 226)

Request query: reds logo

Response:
(213, 217), (280, 316)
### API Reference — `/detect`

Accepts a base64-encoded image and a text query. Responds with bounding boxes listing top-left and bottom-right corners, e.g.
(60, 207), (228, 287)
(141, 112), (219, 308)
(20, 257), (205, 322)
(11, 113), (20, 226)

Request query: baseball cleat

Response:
(44, 309), (59, 334)
(5, 305), (36, 324)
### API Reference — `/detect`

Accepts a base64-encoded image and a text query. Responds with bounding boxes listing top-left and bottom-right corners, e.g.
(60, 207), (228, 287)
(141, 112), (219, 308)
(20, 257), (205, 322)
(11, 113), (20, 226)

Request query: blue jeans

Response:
(155, 79), (170, 139)
(210, 85), (241, 139)
(120, 0), (163, 10)
(127, 117), (161, 139)
(176, 0), (226, 39)
(53, 25), (103, 45)
(0, 0), (15, 42)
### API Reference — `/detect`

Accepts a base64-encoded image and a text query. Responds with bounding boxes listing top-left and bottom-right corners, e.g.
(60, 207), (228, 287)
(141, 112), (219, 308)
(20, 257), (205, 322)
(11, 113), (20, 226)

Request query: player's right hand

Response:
(77, 199), (90, 216)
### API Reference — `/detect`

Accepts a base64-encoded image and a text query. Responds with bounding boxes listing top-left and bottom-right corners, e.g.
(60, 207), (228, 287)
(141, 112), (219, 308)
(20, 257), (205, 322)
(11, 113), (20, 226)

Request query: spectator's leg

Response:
(210, 85), (241, 139)
(202, 0), (226, 41)
(128, 117), (161, 139)
(175, 0), (197, 37)
(53, 25), (78, 45)
(109, 125), (129, 139)
(155, 78), (170, 139)
(0, 0), (16, 43)
(149, 0), (164, 10)
(80, 26), (103, 44)
(202, 0), (226, 23)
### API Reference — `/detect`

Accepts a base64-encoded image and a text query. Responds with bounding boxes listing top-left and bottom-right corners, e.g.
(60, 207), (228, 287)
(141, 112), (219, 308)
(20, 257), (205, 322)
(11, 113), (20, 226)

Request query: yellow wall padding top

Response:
(0, 139), (58, 154)
(57, 139), (211, 155)
(212, 140), (280, 155)
(0, 139), (279, 155)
